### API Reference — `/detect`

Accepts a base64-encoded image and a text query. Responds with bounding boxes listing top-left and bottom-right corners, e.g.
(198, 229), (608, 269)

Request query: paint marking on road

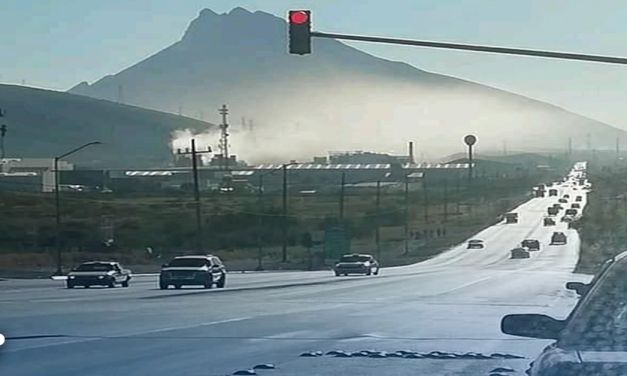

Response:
(2, 316), (251, 353)
(424, 275), (496, 297)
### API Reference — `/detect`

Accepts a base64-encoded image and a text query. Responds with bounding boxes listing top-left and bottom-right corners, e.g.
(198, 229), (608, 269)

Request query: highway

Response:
(0, 167), (591, 376)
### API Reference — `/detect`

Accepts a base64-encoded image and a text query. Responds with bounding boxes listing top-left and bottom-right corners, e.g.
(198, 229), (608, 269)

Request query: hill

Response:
(69, 7), (627, 163)
(0, 84), (214, 168)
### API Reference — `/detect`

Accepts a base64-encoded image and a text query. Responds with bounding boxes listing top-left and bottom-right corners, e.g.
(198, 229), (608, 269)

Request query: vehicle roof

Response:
(511, 247), (527, 251)
(79, 261), (118, 265)
(468, 239), (483, 242)
(341, 253), (374, 257)
(173, 255), (217, 259)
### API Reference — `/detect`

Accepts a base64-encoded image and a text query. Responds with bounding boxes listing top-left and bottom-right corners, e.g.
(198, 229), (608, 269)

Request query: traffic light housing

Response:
(288, 10), (311, 55)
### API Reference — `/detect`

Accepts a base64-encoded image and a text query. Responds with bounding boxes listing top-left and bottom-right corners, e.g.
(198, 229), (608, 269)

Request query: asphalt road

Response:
(0, 170), (591, 376)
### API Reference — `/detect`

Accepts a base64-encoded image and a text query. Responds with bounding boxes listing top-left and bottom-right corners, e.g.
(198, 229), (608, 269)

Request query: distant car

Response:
(159, 255), (226, 289)
(334, 254), (380, 276)
(565, 208), (578, 216)
(543, 217), (556, 226)
(563, 194), (570, 199)
(548, 189), (558, 196)
(553, 203), (563, 210)
(551, 232), (567, 245)
(561, 215), (574, 223)
(505, 213), (519, 224)
(67, 261), (132, 289)
(521, 239), (540, 251)
(501, 251), (627, 376)
(571, 203), (581, 209)
(576, 195), (583, 202)
(547, 207), (559, 216)
(558, 198), (568, 204)
(467, 239), (485, 249)
(510, 247), (530, 259)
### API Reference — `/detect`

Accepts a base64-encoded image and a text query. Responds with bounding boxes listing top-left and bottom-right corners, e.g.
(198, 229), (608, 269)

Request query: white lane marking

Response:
(424, 275), (496, 297)
(2, 316), (250, 353)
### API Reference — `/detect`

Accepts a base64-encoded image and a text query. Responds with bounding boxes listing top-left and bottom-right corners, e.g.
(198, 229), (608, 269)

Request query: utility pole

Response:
(502, 140), (507, 156)
(282, 163), (289, 263)
(404, 174), (410, 255)
(0, 108), (6, 159)
(339, 172), (346, 219)
(177, 140), (212, 254)
(568, 137), (573, 160)
(256, 174), (264, 271)
(375, 180), (381, 262)
(117, 84), (125, 105)
(455, 176), (461, 215)
(616, 136), (621, 161)
(219, 104), (230, 171)
(443, 178), (449, 222)
(423, 174), (429, 223)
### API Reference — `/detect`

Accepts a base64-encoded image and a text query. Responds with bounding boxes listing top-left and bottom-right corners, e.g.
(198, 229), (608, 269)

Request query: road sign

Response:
(324, 218), (350, 259)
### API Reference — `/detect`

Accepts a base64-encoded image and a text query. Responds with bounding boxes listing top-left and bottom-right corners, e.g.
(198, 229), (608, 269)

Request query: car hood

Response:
(335, 262), (367, 267)
(535, 348), (627, 374)
(578, 350), (627, 363)
(161, 267), (207, 272)
(68, 271), (114, 277)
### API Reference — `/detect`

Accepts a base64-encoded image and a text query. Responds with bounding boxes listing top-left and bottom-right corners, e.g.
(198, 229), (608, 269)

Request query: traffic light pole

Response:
(291, 10), (627, 65)
(309, 31), (627, 66)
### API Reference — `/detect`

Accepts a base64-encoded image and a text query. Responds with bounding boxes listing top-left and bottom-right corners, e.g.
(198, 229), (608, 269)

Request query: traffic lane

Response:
(0, 267), (499, 347)
(0, 258), (582, 376)
(0, 270), (351, 303)
(419, 194), (551, 269)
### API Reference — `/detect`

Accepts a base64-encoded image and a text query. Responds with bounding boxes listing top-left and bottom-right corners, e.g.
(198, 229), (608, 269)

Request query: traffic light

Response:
(288, 10), (311, 55)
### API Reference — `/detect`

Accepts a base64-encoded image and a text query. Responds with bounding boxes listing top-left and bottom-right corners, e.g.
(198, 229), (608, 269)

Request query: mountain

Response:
(0, 84), (214, 168)
(69, 7), (627, 163)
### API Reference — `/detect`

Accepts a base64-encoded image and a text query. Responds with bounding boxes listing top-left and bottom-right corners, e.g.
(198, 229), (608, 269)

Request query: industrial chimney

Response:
(408, 141), (415, 164)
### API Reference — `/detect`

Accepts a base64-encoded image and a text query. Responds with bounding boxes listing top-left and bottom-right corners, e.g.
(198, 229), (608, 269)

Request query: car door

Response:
(113, 264), (124, 283)
(211, 257), (223, 279)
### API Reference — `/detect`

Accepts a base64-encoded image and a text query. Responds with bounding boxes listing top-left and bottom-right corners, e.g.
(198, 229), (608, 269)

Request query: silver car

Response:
(334, 254), (380, 276)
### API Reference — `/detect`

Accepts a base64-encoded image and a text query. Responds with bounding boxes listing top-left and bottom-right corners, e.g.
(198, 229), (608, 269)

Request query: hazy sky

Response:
(2, 1), (627, 127)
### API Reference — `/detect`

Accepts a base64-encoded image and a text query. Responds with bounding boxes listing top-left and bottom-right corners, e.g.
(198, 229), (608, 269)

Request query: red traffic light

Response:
(290, 11), (309, 25)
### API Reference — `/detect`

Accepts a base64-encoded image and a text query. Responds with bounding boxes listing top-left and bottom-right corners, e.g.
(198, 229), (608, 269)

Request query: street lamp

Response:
(54, 141), (102, 275)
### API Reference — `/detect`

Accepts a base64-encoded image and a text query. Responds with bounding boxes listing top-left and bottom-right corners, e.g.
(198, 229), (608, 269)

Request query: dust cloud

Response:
(170, 75), (588, 165)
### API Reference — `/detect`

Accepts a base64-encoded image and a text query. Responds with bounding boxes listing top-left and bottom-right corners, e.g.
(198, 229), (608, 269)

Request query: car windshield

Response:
(76, 263), (113, 272)
(168, 258), (207, 267)
(562, 262), (627, 350)
(0, 2), (622, 374)
(340, 255), (370, 262)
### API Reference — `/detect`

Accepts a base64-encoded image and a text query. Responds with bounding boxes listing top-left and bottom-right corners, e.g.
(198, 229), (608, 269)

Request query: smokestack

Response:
(408, 141), (415, 164)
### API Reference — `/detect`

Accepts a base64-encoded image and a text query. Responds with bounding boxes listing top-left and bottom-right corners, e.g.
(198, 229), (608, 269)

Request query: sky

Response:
(2, 0), (627, 127)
